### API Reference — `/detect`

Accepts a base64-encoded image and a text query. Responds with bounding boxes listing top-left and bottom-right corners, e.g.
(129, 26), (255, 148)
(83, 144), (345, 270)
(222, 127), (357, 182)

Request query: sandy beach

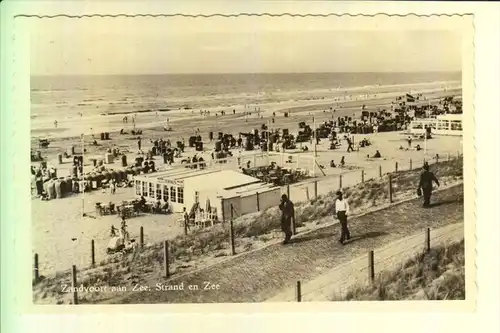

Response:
(30, 79), (462, 276)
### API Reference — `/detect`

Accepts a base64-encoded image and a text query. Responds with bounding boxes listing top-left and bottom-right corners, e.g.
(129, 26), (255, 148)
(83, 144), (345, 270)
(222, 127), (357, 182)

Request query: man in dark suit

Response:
(279, 194), (294, 244)
(419, 162), (440, 207)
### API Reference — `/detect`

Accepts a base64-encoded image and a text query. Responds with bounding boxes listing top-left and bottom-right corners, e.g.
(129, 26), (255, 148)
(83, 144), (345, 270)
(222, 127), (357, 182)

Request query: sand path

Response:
(103, 185), (463, 304)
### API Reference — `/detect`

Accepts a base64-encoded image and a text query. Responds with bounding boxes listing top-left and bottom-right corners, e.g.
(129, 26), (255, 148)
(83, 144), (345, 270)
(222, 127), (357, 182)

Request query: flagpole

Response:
(81, 116), (85, 217)
(425, 96), (430, 156)
(313, 116), (317, 158)
(424, 128), (427, 156)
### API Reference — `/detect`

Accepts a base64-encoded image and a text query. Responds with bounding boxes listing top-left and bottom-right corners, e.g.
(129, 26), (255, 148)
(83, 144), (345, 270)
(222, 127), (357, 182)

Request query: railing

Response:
(292, 224), (463, 302)
(34, 151), (463, 296)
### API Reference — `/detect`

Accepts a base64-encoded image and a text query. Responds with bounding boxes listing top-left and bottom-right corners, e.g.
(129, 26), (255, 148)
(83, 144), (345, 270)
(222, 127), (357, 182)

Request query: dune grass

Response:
(33, 158), (463, 304)
(334, 239), (465, 301)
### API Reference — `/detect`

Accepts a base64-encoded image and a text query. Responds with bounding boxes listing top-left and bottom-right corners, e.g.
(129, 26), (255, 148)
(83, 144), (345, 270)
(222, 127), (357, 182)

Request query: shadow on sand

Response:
(289, 231), (337, 244)
(428, 199), (459, 208)
(289, 230), (388, 245)
(343, 231), (388, 244)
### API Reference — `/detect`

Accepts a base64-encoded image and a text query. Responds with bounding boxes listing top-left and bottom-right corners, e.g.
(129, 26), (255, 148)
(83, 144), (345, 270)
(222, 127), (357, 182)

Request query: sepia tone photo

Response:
(28, 14), (472, 305)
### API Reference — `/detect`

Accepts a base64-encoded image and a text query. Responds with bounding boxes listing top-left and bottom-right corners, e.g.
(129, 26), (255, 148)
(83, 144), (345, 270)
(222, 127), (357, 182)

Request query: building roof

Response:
(223, 182), (279, 198)
(135, 168), (263, 192)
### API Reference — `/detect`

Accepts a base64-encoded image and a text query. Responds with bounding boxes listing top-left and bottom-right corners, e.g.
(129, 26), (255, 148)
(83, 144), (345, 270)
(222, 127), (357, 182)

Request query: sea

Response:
(31, 72), (461, 124)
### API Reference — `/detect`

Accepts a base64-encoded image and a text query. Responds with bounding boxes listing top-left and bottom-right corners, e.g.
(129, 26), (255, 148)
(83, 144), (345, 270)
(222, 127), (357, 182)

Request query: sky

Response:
(29, 18), (463, 75)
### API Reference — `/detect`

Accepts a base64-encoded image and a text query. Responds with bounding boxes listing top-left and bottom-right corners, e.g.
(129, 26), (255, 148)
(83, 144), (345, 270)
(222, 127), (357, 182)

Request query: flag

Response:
(406, 93), (415, 102)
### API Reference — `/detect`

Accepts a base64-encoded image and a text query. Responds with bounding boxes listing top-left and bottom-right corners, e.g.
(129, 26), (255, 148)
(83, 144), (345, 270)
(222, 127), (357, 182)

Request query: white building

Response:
(134, 168), (281, 221)
(408, 114), (462, 136)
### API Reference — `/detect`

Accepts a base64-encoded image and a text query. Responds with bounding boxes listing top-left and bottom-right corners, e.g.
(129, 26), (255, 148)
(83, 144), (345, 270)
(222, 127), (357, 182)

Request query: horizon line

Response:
(32, 70), (462, 77)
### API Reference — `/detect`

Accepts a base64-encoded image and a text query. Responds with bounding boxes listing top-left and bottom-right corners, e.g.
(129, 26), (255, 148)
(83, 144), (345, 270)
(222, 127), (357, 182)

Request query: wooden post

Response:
(388, 175), (393, 203)
(305, 186), (310, 201)
(379, 165), (382, 178)
(253, 154), (257, 167)
(296, 281), (302, 302)
(339, 175), (343, 189)
(229, 204), (236, 255)
(425, 228), (431, 252)
(314, 180), (318, 199)
(368, 250), (375, 284)
(221, 198), (226, 223)
(395, 162), (398, 172)
(163, 240), (170, 278)
(140, 226), (144, 247)
(34, 253), (39, 283)
(91, 240), (95, 266)
(72, 265), (78, 305)
(256, 192), (260, 211)
(292, 215), (296, 236)
(361, 169), (365, 183)
(287, 184), (290, 199)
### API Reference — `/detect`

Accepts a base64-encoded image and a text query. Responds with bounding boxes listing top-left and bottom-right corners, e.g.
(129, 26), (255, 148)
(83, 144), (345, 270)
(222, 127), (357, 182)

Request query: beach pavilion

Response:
(133, 168), (281, 221)
(408, 114), (463, 136)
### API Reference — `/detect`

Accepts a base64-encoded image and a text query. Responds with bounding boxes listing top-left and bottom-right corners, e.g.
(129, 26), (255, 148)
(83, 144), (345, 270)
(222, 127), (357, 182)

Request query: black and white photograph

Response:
(27, 12), (473, 305)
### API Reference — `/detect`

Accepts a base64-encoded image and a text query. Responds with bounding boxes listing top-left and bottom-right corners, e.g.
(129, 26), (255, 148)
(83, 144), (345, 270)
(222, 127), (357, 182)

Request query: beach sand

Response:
(31, 81), (463, 276)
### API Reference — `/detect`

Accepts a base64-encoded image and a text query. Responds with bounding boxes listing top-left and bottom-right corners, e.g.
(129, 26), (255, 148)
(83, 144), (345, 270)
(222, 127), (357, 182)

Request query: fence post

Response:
(395, 162), (398, 172)
(379, 165), (382, 178)
(368, 250), (375, 284)
(425, 228), (431, 252)
(296, 281), (302, 302)
(140, 226), (144, 247)
(72, 265), (78, 305)
(229, 204), (236, 255)
(314, 180), (318, 198)
(183, 216), (188, 235)
(164, 240), (170, 278)
(221, 198), (226, 223)
(256, 192), (260, 211)
(410, 158), (413, 170)
(253, 154), (256, 167)
(91, 240), (95, 266)
(339, 175), (343, 189)
(34, 253), (39, 283)
(305, 186), (310, 201)
(388, 175), (393, 203)
(287, 184), (290, 199)
(361, 169), (365, 183)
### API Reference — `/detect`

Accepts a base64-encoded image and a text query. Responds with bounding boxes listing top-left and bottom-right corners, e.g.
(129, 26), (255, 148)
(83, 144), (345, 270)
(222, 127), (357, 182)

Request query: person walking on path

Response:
(346, 137), (354, 153)
(109, 179), (116, 194)
(418, 162), (440, 207)
(334, 190), (351, 245)
(279, 194), (294, 245)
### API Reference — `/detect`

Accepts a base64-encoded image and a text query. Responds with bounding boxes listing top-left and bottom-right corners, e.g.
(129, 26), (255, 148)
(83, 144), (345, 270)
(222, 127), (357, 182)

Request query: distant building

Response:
(408, 114), (463, 136)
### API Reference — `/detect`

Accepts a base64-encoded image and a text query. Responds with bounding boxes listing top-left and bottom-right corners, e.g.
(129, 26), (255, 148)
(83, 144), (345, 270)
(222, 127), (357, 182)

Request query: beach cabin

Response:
(408, 114), (462, 136)
(133, 168), (281, 221)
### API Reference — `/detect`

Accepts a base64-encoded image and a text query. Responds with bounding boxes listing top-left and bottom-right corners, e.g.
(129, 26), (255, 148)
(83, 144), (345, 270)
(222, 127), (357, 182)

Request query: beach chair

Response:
(38, 139), (50, 148)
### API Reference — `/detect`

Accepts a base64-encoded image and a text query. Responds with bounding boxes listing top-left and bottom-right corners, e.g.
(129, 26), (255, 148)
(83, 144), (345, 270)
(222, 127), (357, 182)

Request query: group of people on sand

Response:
(398, 136), (423, 151)
(121, 115), (136, 124)
(110, 216), (129, 240)
(330, 156), (346, 168)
